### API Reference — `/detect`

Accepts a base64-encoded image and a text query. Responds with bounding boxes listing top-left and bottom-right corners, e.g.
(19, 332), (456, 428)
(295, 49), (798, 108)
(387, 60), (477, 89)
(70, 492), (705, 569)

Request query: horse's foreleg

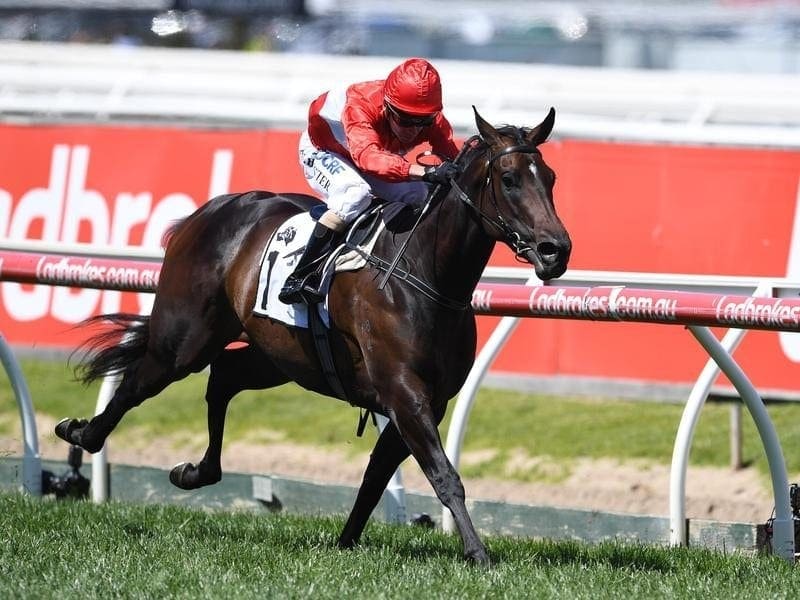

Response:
(338, 418), (411, 548)
(170, 345), (289, 490)
(391, 396), (489, 565)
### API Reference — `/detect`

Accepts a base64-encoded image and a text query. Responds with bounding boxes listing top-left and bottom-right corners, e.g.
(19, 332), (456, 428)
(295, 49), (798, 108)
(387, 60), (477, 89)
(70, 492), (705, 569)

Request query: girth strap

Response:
(307, 301), (374, 437)
(307, 304), (348, 400)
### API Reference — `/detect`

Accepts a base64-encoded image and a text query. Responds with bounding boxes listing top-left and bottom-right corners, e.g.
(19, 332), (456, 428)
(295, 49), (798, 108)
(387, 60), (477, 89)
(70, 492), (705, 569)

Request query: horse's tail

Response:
(73, 313), (150, 385)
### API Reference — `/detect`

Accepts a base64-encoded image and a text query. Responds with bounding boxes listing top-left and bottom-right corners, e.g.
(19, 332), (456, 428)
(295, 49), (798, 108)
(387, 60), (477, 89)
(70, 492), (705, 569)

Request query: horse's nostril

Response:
(537, 241), (559, 261)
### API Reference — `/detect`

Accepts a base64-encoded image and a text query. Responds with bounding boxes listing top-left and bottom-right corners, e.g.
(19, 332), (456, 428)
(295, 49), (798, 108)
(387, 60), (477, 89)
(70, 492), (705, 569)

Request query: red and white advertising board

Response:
(1, 123), (800, 394)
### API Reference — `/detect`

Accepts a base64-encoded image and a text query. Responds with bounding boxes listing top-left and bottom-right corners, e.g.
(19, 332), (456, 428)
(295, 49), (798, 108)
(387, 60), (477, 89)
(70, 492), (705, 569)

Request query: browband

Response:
(486, 144), (540, 164)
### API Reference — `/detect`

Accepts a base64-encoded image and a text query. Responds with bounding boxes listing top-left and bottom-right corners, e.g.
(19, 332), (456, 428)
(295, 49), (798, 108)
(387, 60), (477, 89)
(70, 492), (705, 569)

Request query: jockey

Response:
(279, 57), (461, 305)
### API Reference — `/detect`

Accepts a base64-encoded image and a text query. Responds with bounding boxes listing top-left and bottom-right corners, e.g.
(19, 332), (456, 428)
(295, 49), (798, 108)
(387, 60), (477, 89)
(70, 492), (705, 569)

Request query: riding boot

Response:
(278, 222), (339, 305)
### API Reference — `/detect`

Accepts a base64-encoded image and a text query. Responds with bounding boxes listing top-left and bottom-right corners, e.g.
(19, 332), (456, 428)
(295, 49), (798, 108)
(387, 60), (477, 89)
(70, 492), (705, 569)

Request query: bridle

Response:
(450, 135), (542, 261)
(358, 134), (546, 310)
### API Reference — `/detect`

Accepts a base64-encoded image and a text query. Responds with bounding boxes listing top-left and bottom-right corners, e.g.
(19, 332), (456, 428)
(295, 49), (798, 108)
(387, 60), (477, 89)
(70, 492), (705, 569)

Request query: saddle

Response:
(326, 200), (410, 278)
(304, 200), (411, 421)
(252, 200), (411, 406)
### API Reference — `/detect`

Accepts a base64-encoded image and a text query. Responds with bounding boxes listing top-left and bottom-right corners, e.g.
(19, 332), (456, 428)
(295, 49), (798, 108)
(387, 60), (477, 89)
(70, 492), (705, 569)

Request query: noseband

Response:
(451, 137), (542, 259)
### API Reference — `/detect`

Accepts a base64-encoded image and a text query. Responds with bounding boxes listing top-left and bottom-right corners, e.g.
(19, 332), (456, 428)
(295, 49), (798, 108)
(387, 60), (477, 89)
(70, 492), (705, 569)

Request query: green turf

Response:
(0, 492), (796, 599)
(2, 358), (800, 485)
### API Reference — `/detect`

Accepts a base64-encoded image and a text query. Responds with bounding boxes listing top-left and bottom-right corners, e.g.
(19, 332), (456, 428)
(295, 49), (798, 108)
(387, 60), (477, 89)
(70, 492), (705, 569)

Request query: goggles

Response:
(385, 102), (437, 127)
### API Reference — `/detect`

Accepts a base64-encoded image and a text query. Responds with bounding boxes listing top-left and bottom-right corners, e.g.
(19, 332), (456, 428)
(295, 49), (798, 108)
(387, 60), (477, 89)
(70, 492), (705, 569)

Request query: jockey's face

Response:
(385, 102), (437, 145)
(388, 116), (424, 145)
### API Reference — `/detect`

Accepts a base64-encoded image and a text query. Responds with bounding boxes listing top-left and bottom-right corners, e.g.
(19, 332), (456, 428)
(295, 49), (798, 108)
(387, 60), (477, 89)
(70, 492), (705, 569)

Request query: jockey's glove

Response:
(422, 161), (460, 185)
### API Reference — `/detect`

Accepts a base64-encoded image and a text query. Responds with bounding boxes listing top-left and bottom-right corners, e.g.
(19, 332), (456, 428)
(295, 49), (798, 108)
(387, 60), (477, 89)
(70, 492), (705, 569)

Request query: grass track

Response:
(1, 492), (797, 599)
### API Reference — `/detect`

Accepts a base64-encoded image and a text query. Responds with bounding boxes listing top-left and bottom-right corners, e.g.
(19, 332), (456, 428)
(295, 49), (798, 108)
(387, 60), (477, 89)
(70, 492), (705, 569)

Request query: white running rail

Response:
(1, 241), (797, 562)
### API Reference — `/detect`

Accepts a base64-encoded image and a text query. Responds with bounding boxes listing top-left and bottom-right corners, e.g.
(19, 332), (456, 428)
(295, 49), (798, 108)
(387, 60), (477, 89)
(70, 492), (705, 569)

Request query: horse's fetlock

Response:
(199, 463), (222, 484)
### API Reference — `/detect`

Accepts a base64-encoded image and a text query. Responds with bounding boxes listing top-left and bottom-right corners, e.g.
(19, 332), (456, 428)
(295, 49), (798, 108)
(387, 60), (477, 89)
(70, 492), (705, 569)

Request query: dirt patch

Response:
(5, 414), (779, 524)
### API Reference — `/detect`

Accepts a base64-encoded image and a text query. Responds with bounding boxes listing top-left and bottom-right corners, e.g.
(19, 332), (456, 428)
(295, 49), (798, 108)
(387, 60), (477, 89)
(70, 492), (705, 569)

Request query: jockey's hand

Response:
(422, 161), (460, 185)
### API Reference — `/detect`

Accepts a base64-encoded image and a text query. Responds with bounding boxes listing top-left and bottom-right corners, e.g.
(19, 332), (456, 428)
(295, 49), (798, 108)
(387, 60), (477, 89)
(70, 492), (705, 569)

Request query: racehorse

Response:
(55, 107), (571, 564)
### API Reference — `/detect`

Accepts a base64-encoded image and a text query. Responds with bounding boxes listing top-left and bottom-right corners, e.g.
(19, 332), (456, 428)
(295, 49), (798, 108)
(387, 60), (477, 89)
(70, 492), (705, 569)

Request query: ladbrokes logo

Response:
(0, 143), (232, 322)
(34, 256), (160, 291)
(531, 287), (679, 322)
(716, 296), (800, 328)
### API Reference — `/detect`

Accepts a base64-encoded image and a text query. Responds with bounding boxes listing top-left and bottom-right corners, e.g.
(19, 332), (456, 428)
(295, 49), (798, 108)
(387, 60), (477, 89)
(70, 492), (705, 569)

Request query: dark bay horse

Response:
(56, 107), (571, 564)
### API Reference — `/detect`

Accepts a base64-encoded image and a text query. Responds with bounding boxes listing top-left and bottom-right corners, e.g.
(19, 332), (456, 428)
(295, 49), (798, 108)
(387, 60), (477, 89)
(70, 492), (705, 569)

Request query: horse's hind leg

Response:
(56, 350), (182, 453)
(170, 344), (290, 490)
(57, 313), (227, 453)
(338, 418), (412, 548)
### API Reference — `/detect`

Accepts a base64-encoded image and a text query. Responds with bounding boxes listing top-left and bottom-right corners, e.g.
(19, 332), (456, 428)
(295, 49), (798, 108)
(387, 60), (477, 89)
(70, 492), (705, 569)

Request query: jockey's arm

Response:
(408, 164), (427, 179)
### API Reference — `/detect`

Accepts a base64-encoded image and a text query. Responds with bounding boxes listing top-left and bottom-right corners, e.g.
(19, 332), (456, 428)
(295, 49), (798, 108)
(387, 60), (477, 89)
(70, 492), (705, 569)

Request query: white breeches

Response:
(298, 131), (429, 223)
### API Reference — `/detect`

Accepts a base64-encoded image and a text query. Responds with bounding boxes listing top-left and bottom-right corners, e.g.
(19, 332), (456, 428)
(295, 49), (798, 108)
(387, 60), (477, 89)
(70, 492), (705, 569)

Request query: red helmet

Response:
(383, 58), (443, 116)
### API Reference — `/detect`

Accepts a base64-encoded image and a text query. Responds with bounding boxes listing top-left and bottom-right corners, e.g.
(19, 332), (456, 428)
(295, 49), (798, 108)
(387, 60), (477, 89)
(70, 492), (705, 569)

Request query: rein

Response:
(375, 141), (476, 291)
(353, 246), (468, 311)
(372, 135), (541, 309)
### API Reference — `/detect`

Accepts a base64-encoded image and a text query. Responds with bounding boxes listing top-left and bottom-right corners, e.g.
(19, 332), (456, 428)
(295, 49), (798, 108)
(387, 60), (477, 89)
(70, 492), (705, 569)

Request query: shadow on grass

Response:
(353, 522), (677, 573)
(488, 538), (677, 573)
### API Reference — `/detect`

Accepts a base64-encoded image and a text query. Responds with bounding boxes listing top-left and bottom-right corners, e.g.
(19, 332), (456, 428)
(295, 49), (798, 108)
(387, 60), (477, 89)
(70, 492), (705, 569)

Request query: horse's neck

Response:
(422, 186), (496, 302)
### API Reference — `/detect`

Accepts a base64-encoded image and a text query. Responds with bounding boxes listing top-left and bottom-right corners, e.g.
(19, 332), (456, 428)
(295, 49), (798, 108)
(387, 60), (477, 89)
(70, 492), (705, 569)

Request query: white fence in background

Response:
(1, 41), (799, 147)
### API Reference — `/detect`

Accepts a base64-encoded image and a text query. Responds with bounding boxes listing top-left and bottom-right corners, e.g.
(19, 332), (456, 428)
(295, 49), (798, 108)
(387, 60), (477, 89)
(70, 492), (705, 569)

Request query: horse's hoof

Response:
(54, 418), (88, 445)
(336, 536), (358, 550)
(169, 462), (197, 490)
(465, 549), (491, 566)
(169, 462), (221, 489)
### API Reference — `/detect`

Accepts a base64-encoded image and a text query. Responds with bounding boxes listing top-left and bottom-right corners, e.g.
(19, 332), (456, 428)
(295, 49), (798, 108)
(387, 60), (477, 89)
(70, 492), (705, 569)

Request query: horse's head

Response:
(462, 107), (572, 280)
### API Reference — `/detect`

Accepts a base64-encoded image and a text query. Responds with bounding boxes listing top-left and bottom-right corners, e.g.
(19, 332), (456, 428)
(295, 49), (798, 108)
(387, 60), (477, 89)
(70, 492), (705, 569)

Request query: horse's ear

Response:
(527, 107), (556, 146)
(473, 105), (502, 146)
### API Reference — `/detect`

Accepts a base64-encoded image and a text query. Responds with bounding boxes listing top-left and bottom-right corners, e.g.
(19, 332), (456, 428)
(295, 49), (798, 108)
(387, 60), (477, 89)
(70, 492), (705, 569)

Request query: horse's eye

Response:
(501, 172), (517, 189)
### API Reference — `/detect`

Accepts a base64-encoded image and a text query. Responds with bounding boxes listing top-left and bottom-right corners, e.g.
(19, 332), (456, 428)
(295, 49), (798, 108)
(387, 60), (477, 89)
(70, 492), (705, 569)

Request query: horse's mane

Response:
(494, 124), (532, 144)
(457, 125), (533, 168)
(160, 218), (185, 249)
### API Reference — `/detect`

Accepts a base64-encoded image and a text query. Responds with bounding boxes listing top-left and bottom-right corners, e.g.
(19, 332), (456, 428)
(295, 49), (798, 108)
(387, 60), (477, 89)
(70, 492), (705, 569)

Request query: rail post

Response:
(0, 332), (41, 495)
(374, 413), (407, 524)
(688, 325), (795, 563)
(90, 372), (122, 503)
(668, 282), (771, 548)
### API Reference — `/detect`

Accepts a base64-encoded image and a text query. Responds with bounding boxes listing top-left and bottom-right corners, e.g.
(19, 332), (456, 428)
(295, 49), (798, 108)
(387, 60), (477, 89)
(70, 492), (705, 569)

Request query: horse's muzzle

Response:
(528, 236), (571, 280)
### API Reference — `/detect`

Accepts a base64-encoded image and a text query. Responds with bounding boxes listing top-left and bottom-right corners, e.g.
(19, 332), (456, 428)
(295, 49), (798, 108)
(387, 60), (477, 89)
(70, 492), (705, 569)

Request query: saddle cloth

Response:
(252, 204), (403, 328)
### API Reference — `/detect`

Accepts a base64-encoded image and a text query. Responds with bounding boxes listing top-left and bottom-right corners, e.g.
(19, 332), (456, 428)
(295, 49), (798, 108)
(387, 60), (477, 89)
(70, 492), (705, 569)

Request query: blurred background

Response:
(2, 1), (800, 402)
(2, 0), (800, 73)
